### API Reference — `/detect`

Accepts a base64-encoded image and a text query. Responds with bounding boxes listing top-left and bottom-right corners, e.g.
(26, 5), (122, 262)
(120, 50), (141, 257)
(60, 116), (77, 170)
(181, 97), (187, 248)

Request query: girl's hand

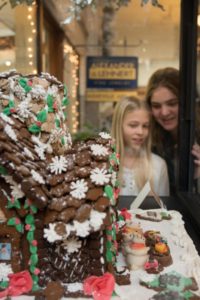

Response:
(192, 143), (200, 178)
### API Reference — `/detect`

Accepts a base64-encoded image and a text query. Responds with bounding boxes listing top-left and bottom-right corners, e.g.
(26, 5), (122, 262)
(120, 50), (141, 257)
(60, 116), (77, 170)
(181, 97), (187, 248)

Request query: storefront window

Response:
(0, 3), (37, 74)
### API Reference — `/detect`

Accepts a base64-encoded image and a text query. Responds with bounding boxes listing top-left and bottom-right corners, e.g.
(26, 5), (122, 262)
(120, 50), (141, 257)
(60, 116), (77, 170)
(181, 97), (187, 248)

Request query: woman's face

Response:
(150, 86), (179, 134)
(122, 108), (150, 152)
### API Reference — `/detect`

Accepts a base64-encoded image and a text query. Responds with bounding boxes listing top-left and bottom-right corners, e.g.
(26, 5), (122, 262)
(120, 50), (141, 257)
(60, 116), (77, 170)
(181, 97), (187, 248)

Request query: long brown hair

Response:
(111, 96), (153, 190)
(146, 67), (179, 154)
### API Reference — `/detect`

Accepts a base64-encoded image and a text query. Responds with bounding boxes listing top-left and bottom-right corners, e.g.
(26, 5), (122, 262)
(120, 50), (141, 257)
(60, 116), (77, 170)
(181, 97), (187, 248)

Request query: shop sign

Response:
(86, 56), (138, 90)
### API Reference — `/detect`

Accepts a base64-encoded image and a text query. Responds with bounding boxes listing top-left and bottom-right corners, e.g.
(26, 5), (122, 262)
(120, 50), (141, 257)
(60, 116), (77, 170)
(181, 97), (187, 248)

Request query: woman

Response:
(111, 96), (169, 196)
(146, 67), (200, 194)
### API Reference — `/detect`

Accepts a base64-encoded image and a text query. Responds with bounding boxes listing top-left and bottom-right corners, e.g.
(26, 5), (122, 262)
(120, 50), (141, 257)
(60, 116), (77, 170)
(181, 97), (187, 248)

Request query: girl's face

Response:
(150, 86), (179, 134)
(122, 108), (150, 152)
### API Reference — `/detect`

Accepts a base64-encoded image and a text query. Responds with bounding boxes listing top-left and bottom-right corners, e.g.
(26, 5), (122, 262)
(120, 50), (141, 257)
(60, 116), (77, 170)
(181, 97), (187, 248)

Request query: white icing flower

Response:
(90, 144), (109, 156)
(0, 113), (14, 125)
(89, 210), (106, 231)
(73, 220), (90, 237)
(17, 100), (31, 118)
(4, 124), (17, 141)
(31, 170), (45, 184)
(111, 171), (117, 187)
(99, 132), (111, 139)
(90, 168), (111, 185)
(44, 223), (62, 243)
(0, 263), (13, 281)
(70, 179), (88, 199)
(23, 147), (35, 160)
(49, 155), (68, 175)
(62, 237), (82, 253)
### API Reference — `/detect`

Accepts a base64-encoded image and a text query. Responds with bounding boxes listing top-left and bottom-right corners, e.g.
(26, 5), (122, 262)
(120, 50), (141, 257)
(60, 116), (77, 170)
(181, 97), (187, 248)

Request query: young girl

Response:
(111, 96), (169, 196)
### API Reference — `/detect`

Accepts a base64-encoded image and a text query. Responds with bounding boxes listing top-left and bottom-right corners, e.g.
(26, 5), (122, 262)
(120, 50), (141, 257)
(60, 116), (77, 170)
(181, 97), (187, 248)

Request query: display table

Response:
(7, 208), (200, 300)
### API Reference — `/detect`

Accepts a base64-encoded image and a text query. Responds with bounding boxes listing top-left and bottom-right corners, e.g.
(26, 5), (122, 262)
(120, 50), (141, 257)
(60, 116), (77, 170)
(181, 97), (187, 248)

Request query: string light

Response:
(26, 3), (37, 74)
(64, 43), (79, 133)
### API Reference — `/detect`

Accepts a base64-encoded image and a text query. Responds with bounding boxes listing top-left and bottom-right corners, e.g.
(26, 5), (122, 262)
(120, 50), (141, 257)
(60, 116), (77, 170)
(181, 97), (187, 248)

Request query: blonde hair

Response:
(111, 96), (153, 191)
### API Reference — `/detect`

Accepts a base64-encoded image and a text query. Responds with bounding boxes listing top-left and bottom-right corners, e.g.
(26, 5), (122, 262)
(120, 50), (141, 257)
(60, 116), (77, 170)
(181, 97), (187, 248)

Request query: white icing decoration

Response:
(90, 167), (111, 185)
(4, 124), (17, 141)
(32, 135), (53, 160)
(66, 283), (83, 292)
(23, 147), (35, 160)
(70, 179), (88, 199)
(73, 220), (90, 237)
(62, 237), (82, 253)
(17, 99), (31, 118)
(0, 113), (14, 124)
(90, 144), (109, 156)
(31, 170), (45, 184)
(99, 132), (111, 139)
(14, 84), (26, 99)
(89, 210), (106, 231)
(3, 176), (24, 199)
(0, 263), (13, 281)
(49, 155), (68, 174)
(30, 84), (46, 99)
(43, 223), (62, 243)
(47, 84), (58, 96)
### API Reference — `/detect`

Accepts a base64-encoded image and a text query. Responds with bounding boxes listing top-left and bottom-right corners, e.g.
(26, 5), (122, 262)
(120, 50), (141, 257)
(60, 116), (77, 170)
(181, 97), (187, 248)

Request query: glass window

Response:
(0, 3), (37, 74)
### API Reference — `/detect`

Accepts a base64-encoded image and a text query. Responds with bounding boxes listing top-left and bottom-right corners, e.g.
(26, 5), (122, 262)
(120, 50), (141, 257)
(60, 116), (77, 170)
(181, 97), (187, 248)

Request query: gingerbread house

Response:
(0, 70), (120, 297)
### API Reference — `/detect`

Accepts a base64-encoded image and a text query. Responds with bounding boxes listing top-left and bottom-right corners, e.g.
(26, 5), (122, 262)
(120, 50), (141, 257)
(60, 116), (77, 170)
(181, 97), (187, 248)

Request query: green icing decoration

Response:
(106, 240), (112, 248)
(32, 274), (39, 284)
(7, 197), (21, 209)
(37, 109), (47, 123)
(27, 230), (34, 242)
(0, 281), (9, 289)
(16, 223), (24, 233)
(106, 250), (113, 262)
(30, 254), (38, 265)
(30, 205), (38, 214)
(30, 245), (37, 254)
(62, 97), (69, 106)
(7, 218), (16, 226)
(104, 185), (113, 199)
(55, 118), (60, 128)
(3, 107), (11, 115)
(61, 136), (65, 145)
(47, 94), (54, 112)
(64, 84), (68, 96)
(0, 165), (8, 175)
(19, 78), (32, 93)
(25, 214), (34, 224)
(28, 124), (41, 133)
(183, 290), (194, 299)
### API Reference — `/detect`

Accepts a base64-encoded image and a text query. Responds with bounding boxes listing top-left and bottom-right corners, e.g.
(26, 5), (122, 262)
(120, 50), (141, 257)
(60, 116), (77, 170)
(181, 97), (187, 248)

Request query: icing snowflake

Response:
(47, 84), (58, 97)
(0, 113), (14, 125)
(23, 147), (34, 160)
(49, 155), (68, 174)
(30, 85), (46, 99)
(4, 124), (17, 141)
(31, 170), (45, 184)
(32, 135), (52, 160)
(111, 171), (117, 186)
(14, 84), (26, 99)
(90, 144), (109, 156)
(90, 168), (111, 185)
(3, 176), (24, 199)
(70, 179), (88, 199)
(44, 223), (62, 243)
(73, 220), (90, 237)
(62, 237), (82, 253)
(89, 210), (106, 231)
(99, 132), (111, 139)
(0, 263), (13, 281)
(17, 99), (31, 118)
